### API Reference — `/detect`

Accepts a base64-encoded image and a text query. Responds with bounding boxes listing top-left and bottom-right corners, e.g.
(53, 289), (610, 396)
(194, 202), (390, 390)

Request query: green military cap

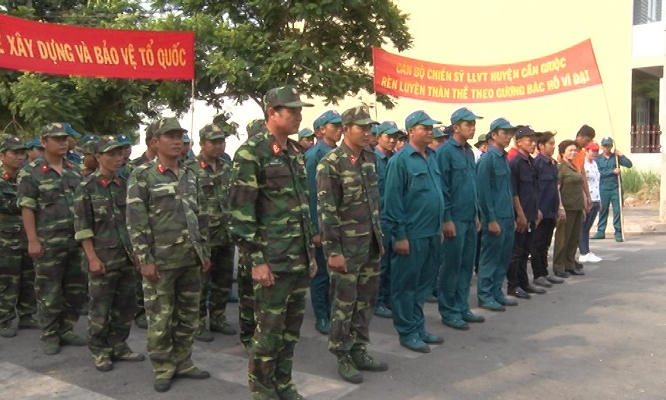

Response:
(246, 119), (265, 137)
(40, 122), (70, 138)
(298, 128), (314, 139)
(145, 120), (159, 141)
(474, 133), (489, 148)
(155, 117), (187, 137)
(340, 105), (379, 126)
(79, 134), (100, 154)
(95, 134), (125, 154)
(199, 123), (227, 141)
(263, 85), (314, 112)
(0, 135), (27, 152)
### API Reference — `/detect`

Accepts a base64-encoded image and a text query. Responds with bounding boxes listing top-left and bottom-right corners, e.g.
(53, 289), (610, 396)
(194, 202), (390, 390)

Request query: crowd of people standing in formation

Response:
(0, 85), (632, 399)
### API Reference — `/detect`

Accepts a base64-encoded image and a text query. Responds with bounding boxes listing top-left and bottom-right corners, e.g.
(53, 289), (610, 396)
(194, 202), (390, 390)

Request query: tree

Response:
(152, 0), (412, 109)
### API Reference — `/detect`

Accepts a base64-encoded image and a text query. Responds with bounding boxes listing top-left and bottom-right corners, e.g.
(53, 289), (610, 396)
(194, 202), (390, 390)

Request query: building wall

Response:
(301, 0), (634, 153)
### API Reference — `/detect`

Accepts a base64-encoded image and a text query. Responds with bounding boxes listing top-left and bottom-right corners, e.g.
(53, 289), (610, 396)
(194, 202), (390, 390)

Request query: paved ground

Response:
(2, 234), (666, 400)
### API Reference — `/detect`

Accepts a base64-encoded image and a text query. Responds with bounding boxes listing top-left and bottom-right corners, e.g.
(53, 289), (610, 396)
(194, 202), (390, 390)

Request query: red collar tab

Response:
(349, 154), (357, 165)
(200, 160), (207, 169)
(157, 164), (166, 174)
(3, 173), (10, 181)
(100, 178), (109, 188)
(271, 142), (281, 156)
(41, 164), (49, 173)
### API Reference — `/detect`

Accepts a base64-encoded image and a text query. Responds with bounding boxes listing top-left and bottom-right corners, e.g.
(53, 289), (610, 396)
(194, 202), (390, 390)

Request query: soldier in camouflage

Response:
(188, 122), (237, 342)
(17, 123), (87, 355)
(316, 105), (388, 384)
(80, 134), (100, 177)
(126, 117), (211, 393)
(0, 136), (38, 338)
(74, 135), (145, 372)
(228, 86), (315, 400)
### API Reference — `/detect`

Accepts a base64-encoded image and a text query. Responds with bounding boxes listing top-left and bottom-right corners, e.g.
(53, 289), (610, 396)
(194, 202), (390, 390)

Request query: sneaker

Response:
(134, 313), (148, 329)
(194, 321), (214, 342)
(374, 304), (392, 319)
(547, 274), (565, 283)
(0, 321), (17, 338)
(533, 276), (553, 288)
(585, 253), (602, 263)
(578, 253), (589, 263)
(337, 354), (363, 383)
(43, 341), (60, 355)
(60, 331), (86, 346)
(18, 315), (39, 329)
(175, 366), (210, 379)
(350, 349), (388, 371)
(210, 319), (237, 336)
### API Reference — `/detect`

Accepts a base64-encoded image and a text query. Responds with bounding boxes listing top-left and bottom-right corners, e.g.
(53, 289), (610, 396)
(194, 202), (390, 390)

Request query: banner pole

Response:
(190, 79), (196, 143)
(590, 39), (625, 242)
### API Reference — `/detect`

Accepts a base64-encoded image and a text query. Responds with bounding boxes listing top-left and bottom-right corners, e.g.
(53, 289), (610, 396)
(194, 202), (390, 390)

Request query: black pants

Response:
(507, 221), (535, 289)
(530, 218), (556, 279)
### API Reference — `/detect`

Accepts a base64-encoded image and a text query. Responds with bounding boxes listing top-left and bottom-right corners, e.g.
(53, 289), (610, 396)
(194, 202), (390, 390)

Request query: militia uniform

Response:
(188, 124), (237, 341)
(228, 86), (314, 400)
(74, 135), (144, 371)
(17, 123), (86, 353)
(0, 136), (37, 338)
(316, 106), (387, 384)
(127, 118), (211, 391)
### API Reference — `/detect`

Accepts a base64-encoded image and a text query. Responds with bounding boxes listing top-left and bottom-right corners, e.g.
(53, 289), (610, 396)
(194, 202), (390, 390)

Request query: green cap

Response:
(199, 123), (227, 141)
(340, 105), (379, 126)
(95, 134), (125, 154)
(0, 135), (27, 152)
(154, 117), (187, 137)
(40, 122), (70, 138)
(79, 134), (100, 154)
(263, 86), (314, 111)
(474, 133), (489, 148)
(298, 128), (315, 139)
(246, 119), (265, 137)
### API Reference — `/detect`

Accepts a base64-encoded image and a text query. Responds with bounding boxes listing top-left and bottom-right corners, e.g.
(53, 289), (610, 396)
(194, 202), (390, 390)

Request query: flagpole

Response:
(190, 79), (196, 143)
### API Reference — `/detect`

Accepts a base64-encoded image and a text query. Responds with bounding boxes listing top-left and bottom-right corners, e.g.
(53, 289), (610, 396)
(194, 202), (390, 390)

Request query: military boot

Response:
(210, 319), (237, 336)
(18, 315), (39, 329)
(60, 331), (86, 346)
(336, 354), (362, 384)
(194, 320), (214, 342)
(0, 321), (17, 338)
(350, 349), (388, 372)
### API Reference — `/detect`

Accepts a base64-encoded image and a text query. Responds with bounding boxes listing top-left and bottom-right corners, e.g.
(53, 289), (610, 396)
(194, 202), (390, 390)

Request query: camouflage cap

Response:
(95, 134), (125, 154)
(340, 105), (379, 126)
(246, 118), (265, 137)
(199, 123), (227, 141)
(154, 117), (187, 137)
(0, 135), (27, 152)
(40, 122), (70, 138)
(79, 134), (100, 154)
(263, 86), (314, 111)
(26, 138), (43, 150)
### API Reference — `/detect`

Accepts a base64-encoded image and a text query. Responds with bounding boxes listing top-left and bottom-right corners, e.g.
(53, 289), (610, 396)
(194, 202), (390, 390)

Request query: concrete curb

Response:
(624, 222), (666, 234)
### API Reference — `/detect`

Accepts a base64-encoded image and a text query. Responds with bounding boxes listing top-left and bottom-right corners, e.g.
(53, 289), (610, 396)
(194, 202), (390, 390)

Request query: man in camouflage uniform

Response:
(228, 86), (315, 400)
(17, 123), (86, 354)
(127, 117), (211, 393)
(0, 136), (38, 338)
(74, 135), (145, 372)
(188, 122), (237, 342)
(316, 106), (388, 384)
(80, 134), (100, 177)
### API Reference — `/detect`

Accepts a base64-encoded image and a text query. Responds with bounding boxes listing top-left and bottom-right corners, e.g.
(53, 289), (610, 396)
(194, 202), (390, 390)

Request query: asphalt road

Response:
(2, 234), (666, 400)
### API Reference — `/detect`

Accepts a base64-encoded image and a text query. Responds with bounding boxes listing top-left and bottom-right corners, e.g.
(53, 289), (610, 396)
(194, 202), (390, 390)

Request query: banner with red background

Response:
(373, 40), (602, 103)
(0, 13), (194, 80)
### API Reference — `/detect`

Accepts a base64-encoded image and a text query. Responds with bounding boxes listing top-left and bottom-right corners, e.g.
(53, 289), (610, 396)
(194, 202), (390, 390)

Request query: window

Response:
(634, 0), (663, 24)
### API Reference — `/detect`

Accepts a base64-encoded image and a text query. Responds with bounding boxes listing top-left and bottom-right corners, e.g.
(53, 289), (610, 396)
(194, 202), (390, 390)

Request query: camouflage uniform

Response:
(187, 124), (235, 336)
(228, 86), (314, 400)
(126, 118), (210, 382)
(0, 137), (36, 335)
(17, 124), (85, 347)
(74, 136), (137, 367)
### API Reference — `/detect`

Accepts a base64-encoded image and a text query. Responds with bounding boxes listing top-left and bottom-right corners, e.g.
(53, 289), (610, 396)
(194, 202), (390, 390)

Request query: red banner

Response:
(0, 13), (194, 80)
(373, 40), (602, 103)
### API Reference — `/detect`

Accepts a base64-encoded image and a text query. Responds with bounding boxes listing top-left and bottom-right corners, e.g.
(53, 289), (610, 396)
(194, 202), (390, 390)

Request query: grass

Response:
(622, 168), (643, 194)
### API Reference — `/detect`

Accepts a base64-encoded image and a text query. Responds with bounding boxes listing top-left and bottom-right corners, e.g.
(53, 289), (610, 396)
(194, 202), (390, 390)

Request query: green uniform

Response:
(317, 142), (382, 354)
(228, 130), (313, 400)
(595, 153), (632, 236)
(74, 169), (135, 364)
(187, 154), (234, 325)
(0, 166), (36, 328)
(127, 159), (210, 381)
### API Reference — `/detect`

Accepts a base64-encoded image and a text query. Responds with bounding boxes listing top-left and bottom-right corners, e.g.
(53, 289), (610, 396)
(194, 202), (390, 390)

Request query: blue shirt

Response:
(435, 137), (477, 222)
(305, 140), (334, 234)
(384, 143), (444, 240)
(533, 153), (559, 219)
(476, 145), (514, 223)
(595, 153), (633, 191)
(509, 151), (539, 222)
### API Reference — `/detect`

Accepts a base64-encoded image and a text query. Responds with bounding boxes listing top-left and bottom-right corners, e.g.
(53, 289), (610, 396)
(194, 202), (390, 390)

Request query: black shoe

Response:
(568, 268), (585, 276)
(522, 284), (546, 294)
(154, 378), (172, 392)
(508, 287), (531, 299)
(554, 271), (570, 279)
(575, 261), (584, 269)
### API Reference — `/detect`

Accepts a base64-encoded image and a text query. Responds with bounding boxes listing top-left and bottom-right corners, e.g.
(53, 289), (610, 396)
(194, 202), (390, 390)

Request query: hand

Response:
(28, 240), (44, 259)
(487, 221), (501, 236)
(557, 208), (567, 222)
(613, 168), (620, 175)
(312, 234), (322, 248)
(442, 221), (456, 239)
(141, 263), (160, 282)
(585, 197), (592, 213)
(516, 214), (528, 233)
(536, 210), (543, 227)
(201, 257), (211, 274)
(309, 259), (317, 278)
(88, 257), (106, 276)
(328, 254), (347, 273)
(252, 263), (275, 287)
(395, 239), (410, 256)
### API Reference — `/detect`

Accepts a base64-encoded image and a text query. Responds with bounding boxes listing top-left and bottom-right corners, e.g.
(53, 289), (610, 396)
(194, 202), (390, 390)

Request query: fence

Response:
(630, 125), (661, 153)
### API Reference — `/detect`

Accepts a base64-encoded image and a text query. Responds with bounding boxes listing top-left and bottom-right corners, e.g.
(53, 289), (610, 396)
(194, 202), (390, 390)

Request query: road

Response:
(2, 234), (666, 400)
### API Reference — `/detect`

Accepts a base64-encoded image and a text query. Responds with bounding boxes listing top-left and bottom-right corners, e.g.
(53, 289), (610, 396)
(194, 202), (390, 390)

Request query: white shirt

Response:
(584, 158), (601, 202)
